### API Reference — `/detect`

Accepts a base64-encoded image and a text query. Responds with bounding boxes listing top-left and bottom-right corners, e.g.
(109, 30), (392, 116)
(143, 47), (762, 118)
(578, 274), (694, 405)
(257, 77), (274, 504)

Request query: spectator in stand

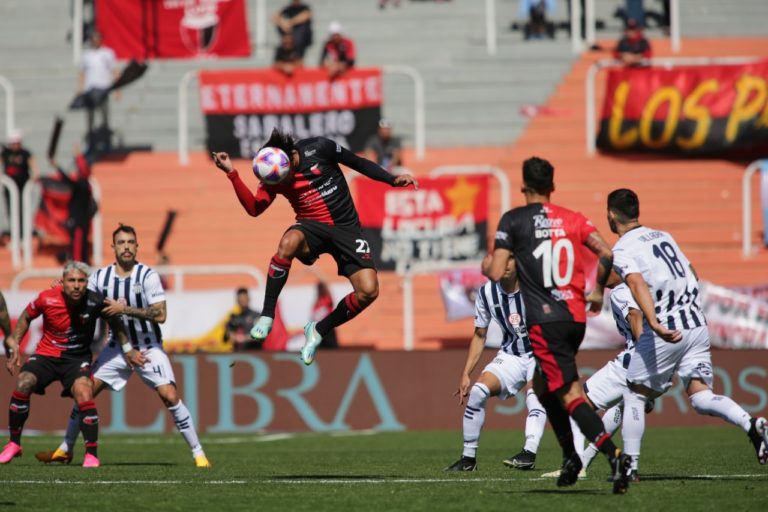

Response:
(311, 281), (338, 349)
(519, 0), (556, 40)
(273, 0), (313, 60)
(364, 119), (402, 172)
(320, 22), (356, 80)
(1, 129), (39, 241)
(78, 31), (120, 153)
(614, 18), (652, 66)
(273, 33), (303, 76)
(50, 146), (96, 264)
(224, 288), (262, 351)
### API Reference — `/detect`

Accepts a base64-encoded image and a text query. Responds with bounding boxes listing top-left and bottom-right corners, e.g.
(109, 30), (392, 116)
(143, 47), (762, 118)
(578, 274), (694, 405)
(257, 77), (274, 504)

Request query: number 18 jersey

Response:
(494, 203), (597, 325)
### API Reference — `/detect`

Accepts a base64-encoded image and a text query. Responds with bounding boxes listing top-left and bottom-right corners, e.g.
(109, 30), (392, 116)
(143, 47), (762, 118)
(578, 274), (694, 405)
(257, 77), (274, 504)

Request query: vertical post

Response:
(0, 75), (16, 138)
(0, 176), (20, 269)
(742, 161), (762, 258)
(255, 0), (268, 58)
(178, 70), (195, 166)
(382, 66), (426, 161)
(670, 0), (681, 53)
(485, 0), (497, 56)
(402, 272), (414, 351)
(585, 61), (600, 155)
(73, 0), (84, 65)
(89, 178), (103, 266)
(585, 0), (596, 47)
(570, 0), (582, 53)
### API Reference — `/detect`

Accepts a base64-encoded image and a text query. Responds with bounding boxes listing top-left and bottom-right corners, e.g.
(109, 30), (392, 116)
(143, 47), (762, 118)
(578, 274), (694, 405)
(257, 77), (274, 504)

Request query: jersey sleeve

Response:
(612, 245), (642, 280)
(227, 169), (276, 217)
(579, 212), (597, 243)
(333, 138), (397, 185)
(473, 285), (491, 328)
(142, 271), (166, 305)
(25, 292), (46, 320)
(87, 271), (99, 293)
(493, 211), (515, 251)
(610, 285), (638, 320)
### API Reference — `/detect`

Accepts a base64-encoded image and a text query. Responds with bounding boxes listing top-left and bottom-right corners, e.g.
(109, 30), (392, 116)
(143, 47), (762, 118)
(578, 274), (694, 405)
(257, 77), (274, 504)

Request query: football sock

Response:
(168, 400), (205, 457)
(8, 391), (30, 445)
(316, 293), (366, 336)
(78, 400), (99, 456)
(523, 389), (546, 454)
(462, 383), (490, 459)
(689, 389), (752, 432)
(567, 398), (619, 459)
(538, 392), (576, 457)
(262, 255), (292, 318)
(60, 404), (81, 453)
(571, 417), (586, 460)
(621, 390), (646, 463)
(582, 405), (623, 468)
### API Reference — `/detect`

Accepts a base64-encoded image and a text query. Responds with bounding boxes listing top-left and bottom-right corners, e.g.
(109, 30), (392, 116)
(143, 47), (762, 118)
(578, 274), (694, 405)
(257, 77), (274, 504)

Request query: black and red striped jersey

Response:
(494, 203), (597, 325)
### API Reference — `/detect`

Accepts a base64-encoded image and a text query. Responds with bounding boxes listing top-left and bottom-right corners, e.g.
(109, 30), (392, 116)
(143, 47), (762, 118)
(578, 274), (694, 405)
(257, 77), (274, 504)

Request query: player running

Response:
(1, 261), (143, 468)
(212, 129), (417, 365)
(607, 188), (768, 466)
(483, 157), (631, 494)
(35, 225), (211, 468)
(445, 255), (547, 472)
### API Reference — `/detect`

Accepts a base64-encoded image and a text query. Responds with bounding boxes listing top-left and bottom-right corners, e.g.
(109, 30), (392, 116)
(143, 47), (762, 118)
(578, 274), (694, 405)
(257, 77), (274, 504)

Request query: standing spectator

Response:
(51, 147), (96, 264)
(614, 19), (652, 66)
(320, 22), (356, 79)
(273, 0), (313, 60)
(520, 0), (556, 40)
(364, 119), (402, 172)
(311, 281), (338, 349)
(224, 288), (262, 351)
(1, 129), (39, 240)
(78, 31), (120, 153)
(273, 33), (303, 76)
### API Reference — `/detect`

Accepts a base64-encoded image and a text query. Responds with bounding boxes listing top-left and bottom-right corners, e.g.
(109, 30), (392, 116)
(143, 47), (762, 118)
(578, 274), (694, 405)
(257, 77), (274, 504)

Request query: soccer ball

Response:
(252, 147), (291, 185)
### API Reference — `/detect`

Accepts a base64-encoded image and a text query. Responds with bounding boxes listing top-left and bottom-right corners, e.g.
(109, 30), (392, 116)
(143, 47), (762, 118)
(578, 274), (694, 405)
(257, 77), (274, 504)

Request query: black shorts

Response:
(20, 354), (92, 398)
(289, 220), (376, 277)
(528, 321), (586, 393)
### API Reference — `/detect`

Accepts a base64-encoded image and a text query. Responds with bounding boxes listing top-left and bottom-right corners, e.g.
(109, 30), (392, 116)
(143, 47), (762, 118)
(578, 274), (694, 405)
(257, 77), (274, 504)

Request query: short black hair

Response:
(236, 287), (249, 296)
(607, 188), (640, 221)
(112, 224), (137, 243)
(522, 157), (554, 195)
(260, 128), (296, 156)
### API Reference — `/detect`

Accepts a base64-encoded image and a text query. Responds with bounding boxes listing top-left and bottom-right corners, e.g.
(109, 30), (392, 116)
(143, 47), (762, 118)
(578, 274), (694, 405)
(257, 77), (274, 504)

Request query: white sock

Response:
(570, 417), (585, 460)
(621, 390), (646, 462)
(523, 389), (547, 454)
(462, 383), (490, 459)
(168, 400), (205, 457)
(689, 389), (752, 432)
(583, 404), (625, 469)
(59, 404), (81, 453)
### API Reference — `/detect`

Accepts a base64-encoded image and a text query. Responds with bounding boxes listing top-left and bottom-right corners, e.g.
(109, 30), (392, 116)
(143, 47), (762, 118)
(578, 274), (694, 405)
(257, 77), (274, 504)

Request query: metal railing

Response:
(11, 264), (265, 292)
(0, 75), (15, 140)
(0, 176), (21, 269)
(585, 56), (760, 155)
(742, 160), (766, 258)
(178, 65), (426, 165)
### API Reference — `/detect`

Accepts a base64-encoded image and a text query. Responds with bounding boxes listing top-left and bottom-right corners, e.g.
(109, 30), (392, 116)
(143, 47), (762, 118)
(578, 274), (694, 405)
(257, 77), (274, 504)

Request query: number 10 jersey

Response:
(494, 202), (597, 325)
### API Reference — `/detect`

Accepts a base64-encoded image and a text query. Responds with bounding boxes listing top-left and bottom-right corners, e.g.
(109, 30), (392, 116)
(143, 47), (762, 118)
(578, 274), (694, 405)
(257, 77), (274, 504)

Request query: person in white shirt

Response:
(607, 188), (768, 467)
(79, 31), (120, 151)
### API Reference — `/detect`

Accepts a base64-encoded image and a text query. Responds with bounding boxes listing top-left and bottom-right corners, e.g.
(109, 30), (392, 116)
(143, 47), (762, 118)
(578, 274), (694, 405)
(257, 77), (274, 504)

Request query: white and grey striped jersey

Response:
(609, 284), (638, 352)
(88, 262), (166, 349)
(613, 226), (705, 331)
(474, 281), (532, 357)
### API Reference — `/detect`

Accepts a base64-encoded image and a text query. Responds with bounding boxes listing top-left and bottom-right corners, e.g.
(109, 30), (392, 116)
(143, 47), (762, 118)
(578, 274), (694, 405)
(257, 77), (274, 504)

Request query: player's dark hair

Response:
(607, 188), (640, 221)
(522, 157), (554, 195)
(112, 224), (137, 243)
(260, 128), (296, 156)
(236, 287), (249, 296)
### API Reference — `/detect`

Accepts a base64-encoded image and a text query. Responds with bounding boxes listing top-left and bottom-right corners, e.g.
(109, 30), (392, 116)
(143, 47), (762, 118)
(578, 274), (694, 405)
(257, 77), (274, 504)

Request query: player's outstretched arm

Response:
(0, 291), (11, 339)
(108, 316), (147, 370)
(625, 273), (682, 343)
(105, 297), (168, 324)
(4, 310), (31, 375)
(212, 151), (276, 217)
(584, 231), (614, 312)
(338, 146), (417, 188)
(482, 249), (510, 282)
(455, 327), (488, 405)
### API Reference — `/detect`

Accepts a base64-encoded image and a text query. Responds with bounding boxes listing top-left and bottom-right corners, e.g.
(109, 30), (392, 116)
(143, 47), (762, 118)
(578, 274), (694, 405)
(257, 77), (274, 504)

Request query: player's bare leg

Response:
(0, 372), (37, 464)
(157, 383), (210, 468)
(252, 229), (312, 341)
(302, 268), (379, 365)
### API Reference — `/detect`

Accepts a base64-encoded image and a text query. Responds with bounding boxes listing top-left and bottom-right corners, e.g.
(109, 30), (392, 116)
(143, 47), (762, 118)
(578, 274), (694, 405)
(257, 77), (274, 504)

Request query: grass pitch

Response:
(1, 428), (766, 511)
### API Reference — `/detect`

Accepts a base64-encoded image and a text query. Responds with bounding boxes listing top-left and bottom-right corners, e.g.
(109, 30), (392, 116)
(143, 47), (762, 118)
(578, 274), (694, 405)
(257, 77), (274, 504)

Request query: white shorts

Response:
(481, 351), (536, 400)
(628, 325), (713, 395)
(94, 346), (176, 392)
(585, 351), (630, 410)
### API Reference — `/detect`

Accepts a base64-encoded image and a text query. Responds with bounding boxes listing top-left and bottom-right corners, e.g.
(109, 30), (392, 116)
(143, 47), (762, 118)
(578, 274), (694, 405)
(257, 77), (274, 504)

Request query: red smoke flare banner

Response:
(96, 0), (250, 59)
(199, 68), (383, 157)
(597, 60), (768, 154)
(356, 176), (489, 272)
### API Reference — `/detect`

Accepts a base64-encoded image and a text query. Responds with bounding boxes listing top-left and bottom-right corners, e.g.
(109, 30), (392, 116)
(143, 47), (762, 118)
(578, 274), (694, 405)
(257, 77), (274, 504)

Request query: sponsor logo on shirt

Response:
(304, 149), (317, 157)
(495, 231), (508, 241)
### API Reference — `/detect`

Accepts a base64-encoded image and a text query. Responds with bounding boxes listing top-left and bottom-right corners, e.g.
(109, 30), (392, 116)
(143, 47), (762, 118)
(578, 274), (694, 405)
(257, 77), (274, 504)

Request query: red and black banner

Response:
(200, 68), (382, 158)
(96, 0), (250, 60)
(597, 60), (768, 154)
(356, 176), (489, 272)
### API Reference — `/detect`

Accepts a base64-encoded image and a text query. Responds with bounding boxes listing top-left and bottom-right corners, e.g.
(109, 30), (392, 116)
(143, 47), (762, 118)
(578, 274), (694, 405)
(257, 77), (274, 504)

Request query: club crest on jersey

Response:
(133, 283), (143, 294)
(508, 313), (522, 326)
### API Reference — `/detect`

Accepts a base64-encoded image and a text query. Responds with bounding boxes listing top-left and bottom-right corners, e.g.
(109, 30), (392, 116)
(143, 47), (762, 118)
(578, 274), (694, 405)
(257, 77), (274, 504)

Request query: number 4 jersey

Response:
(494, 203), (597, 325)
(612, 226), (705, 331)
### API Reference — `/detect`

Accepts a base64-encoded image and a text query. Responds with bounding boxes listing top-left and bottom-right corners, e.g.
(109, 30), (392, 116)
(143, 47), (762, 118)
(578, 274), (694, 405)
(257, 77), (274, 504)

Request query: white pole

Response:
(0, 75), (15, 137)
(0, 176), (20, 269)
(402, 272), (414, 351)
(485, 0), (497, 56)
(178, 70), (195, 166)
(585, 61), (600, 155)
(255, 0), (268, 57)
(585, 0), (596, 47)
(383, 65), (426, 161)
(73, 0), (84, 65)
(570, 0), (582, 54)
(90, 178), (103, 266)
(670, 0), (681, 53)
(742, 160), (763, 258)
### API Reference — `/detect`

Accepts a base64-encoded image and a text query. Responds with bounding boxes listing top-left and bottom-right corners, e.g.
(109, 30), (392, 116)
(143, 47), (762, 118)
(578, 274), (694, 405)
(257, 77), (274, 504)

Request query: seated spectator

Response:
(273, 33), (303, 76)
(224, 287), (262, 351)
(1, 129), (38, 241)
(320, 22), (356, 79)
(520, 0), (556, 40)
(614, 18), (652, 66)
(364, 119), (402, 171)
(272, 0), (313, 59)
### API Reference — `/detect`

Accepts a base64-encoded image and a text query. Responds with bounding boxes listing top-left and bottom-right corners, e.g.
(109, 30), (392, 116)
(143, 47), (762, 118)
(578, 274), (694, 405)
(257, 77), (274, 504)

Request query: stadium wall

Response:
(2, 351), (766, 433)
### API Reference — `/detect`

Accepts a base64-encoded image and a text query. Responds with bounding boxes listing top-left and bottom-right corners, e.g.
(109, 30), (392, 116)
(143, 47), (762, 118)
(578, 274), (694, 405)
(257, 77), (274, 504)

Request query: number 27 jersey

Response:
(494, 203), (596, 325)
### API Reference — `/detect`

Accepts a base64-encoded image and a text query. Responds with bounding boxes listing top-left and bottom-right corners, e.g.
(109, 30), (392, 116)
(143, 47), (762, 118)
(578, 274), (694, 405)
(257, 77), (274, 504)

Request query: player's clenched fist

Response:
(212, 152), (234, 174)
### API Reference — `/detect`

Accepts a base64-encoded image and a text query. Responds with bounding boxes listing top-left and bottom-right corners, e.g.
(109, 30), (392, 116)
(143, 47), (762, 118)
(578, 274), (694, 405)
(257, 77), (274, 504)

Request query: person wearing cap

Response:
(272, 0), (313, 59)
(364, 119), (402, 172)
(1, 129), (39, 240)
(614, 19), (652, 66)
(320, 21), (356, 79)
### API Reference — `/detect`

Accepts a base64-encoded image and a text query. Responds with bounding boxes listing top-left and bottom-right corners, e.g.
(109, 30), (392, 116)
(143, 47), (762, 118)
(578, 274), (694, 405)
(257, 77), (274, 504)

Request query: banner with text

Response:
(96, 0), (250, 59)
(356, 176), (489, 272)
(596, 60), (768, 154)
(199, 68), (382, 158)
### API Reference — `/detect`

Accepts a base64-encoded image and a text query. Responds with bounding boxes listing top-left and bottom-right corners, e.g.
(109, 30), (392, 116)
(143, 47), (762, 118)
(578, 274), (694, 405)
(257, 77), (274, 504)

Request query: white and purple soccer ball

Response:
(252, 147), (291, 185)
